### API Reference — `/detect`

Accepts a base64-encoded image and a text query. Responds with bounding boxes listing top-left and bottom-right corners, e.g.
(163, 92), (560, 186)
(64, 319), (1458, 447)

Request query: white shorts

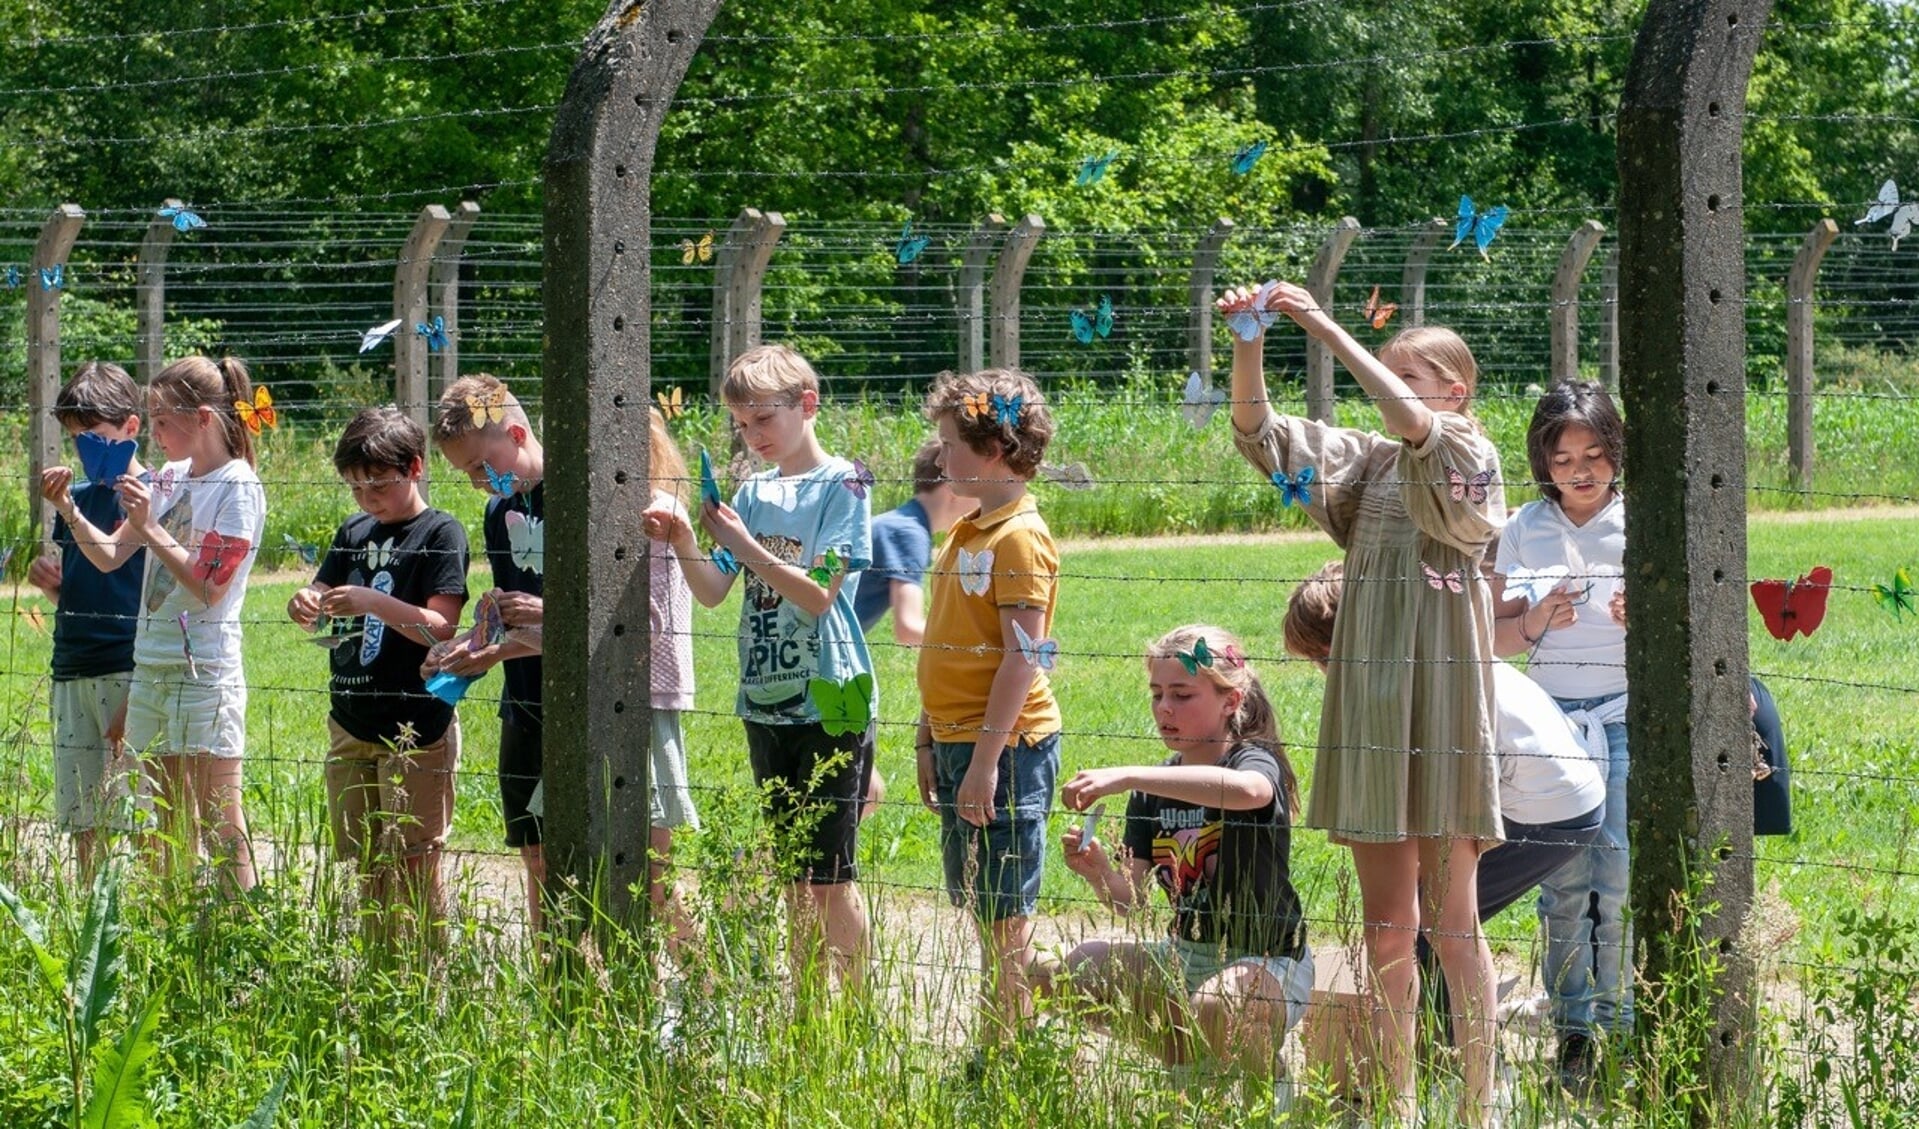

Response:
(124, 667), (248, 760)
(1147, 938), (1316, 1033)
(50, 673), (143, 831)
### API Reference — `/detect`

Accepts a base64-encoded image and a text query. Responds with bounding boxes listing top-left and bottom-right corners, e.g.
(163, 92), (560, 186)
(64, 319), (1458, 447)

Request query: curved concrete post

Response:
(1400, 218), (1450, 328)
(1304, 216), (1360, 421)
(707, 207), (786, 398)
(958, 214), (1008, 373)
(1785, 218), (1838, 489)
(1597, 248), (1620, 389)
(393, 205), (451, 500)
(137, 199), (182, 384)
(430, 200), (483, 403)
(28, 204), (85, 539)
(989, 214), (1044, 371)
(1550, 219), (1607, 383)
(1186, 218), (1235, 381)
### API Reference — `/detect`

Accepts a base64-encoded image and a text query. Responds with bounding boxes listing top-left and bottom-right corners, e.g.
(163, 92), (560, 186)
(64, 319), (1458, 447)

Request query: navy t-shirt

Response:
(853, 496), (933, 632)
(50, 479), (146, 681)
(482, 482), (544, 732)
(314, 508), (469, 745)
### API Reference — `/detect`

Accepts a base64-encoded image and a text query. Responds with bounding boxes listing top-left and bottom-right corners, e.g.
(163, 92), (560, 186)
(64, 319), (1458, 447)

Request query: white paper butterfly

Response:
(1858, 179), (1919, 251)
(362, 536), (396, 571)
(1181, 370), (1227, 429)
(1011, 619), (1059, 670)
(506, 510), (545, 573)
(359, 318), (403, 353)
(957, 547), (994, 596)
(1500, 565), (1572, 607)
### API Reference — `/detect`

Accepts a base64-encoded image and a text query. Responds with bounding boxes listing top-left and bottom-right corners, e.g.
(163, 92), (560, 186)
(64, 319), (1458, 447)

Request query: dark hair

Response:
(149, 355), (257, 466)
(55, 361), (141, 430)
(921, 368), (1055, 480)
(1526, 380), (1624, 504)
(910, 439), (944, 494)
(334, 406), (426, 476)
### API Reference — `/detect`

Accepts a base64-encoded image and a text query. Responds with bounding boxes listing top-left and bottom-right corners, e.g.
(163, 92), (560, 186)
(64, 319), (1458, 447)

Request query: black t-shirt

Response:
(50, 479), (147, 680)
(1122, 743), (1305, 958)
(482, 483), (544, 731)
(314, 508), (469, 745)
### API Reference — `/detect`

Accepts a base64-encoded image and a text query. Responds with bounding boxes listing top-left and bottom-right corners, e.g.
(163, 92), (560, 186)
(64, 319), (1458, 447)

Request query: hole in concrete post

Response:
(1713, 568), (1724, 583)
(1710, 472), (1723, 488)
(613, 316), (625, 331)
(614, 700), (625, 714)
(1717, 843), (1734, 861)
(1715, 658), (1727, 675)
(635, 93), (649, 107)
(1727, 12), (1739, 26)
(614, 240), (625, 254)
(1708, 101), (1721, 116)
(1709, 289), (1723, 304)
(1718, 751), (1731, 772)
(1719, 937), (1735, 955)
(613, 393), (626, 407)
(613, 623), (625, 636)
(1707, 194), (1721, 211)
(615, 163), (627, 178)
(614, 546), (627, 561)
(615, 852), (627, 866)
(1721, 1029), (1735, 1047)
(615, 470), (628, 484)
(667, 27), (683, 42)
(613, 775), (625, 788)
(1707, 381), (1721, 395)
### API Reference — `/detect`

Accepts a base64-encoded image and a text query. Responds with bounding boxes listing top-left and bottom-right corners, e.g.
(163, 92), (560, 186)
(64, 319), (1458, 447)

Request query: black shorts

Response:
(742, 719), (872, 885)
(499, 719), (544, 849)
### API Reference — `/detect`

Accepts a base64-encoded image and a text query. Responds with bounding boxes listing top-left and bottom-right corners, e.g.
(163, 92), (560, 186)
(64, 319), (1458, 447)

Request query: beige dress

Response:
(1237, 410), (1506, 843)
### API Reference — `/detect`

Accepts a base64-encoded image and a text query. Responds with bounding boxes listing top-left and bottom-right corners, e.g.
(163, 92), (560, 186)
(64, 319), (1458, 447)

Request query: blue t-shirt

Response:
(482, 482), (544, 732)
(852, 496), (933, 632)
(730, 458), (874, 725)
(50, 478), (146, 681)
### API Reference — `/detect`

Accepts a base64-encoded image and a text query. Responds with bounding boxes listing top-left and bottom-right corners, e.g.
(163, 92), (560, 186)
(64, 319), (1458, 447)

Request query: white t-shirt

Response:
(132, 459), (267, 679)
(1493, 662), (1606, 825)
(1495, 493), (1626, 698)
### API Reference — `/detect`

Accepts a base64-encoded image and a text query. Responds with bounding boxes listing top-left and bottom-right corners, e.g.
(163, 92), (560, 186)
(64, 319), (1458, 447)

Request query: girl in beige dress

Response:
(1218, 280), (1506, 1127)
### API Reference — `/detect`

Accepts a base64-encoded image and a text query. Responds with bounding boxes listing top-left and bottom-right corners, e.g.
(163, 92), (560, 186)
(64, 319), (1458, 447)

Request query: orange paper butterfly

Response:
(1363, 286), (1398, 330)
(466, 384), (509, 426)
(234, 386), (277, 433)
(963, 392), (993, 421)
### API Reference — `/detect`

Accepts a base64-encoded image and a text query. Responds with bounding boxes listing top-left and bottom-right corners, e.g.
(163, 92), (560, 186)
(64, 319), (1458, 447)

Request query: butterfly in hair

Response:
(234, 386), (277, 433)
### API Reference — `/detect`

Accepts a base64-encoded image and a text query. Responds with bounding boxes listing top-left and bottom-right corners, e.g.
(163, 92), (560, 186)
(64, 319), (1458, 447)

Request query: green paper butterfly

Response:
(1175, 637), (1215, 674)
(810, 673), (874, 737)
(1874, 567), (1914, 620)
(807, 548), (845, 588)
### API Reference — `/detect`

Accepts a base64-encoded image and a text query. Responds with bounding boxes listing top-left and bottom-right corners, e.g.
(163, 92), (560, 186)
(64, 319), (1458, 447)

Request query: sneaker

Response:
(1557, 1030), (1597, 1098)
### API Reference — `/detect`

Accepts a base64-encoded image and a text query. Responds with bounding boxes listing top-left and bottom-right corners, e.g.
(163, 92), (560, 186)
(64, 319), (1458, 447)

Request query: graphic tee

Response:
(313, 508), (469, 746)
(482, 482), (544, 732)
(1121, 743), (1306, 958)
(132, 460), (266, 680)
(50, 477), (146, 680)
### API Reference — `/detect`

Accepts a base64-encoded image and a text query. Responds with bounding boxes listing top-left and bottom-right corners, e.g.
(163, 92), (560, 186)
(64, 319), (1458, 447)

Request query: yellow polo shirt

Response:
(918, 493), (1062, 744)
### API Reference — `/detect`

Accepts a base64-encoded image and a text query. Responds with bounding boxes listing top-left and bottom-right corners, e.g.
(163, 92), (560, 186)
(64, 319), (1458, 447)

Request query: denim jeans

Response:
(1538, 692), (1634, 1037)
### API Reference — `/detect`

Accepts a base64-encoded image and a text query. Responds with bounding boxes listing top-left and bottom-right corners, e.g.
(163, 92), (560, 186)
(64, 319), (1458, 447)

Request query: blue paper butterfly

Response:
(1075, 150), (1118, 187)
(157, 205), (206, 233)
(416, 315), (448, 352)
(1224, 280), (1281, 342)
(1451, 195), (1510, 259)
(75, 431), (136, 485)
(711, 546), (741, 576)
(4, 266), (18, 289)
(1070, 295), (1115, 344)
(896, 221), (930, 266)
(40, 264), (64, 291)
(1230, 140), (1269, 176)
(484, 462), (517, 497)
(1271, 466), (1315, 507)
(698, 448), (723, 508)
(990, 393), (1024, 428)
(281, 533), (320, 567)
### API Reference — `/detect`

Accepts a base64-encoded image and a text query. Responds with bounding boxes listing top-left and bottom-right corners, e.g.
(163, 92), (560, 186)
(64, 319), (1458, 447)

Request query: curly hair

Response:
(921, 368), (1054, 480)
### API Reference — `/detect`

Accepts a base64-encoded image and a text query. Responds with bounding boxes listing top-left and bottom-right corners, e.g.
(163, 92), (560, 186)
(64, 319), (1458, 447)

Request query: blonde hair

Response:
(1282, 560), (1343, 662)
(1378, 325), (1480, 414)
(721, 344), (820, 407)
(647, 406), (689, 503)
(920, 368), (1056, 480)
(149, 355), (258, 466)
(1145, 623), (1300, 816)
(433, 373), (532, 443)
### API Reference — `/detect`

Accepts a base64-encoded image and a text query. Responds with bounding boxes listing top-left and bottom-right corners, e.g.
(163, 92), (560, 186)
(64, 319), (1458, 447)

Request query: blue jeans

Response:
(934, 733), (1060, 923)
(1538, 693), (1633, 1036)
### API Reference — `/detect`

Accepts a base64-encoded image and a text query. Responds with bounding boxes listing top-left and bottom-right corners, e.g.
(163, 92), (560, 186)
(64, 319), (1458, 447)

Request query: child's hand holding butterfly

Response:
(1610, 586), (1627, 628)
(1061, 822), (1111, 878)
(494, 591), (543, 627)
(115, 476), (156, 538)
(698, 500), (754, 556)
(287, 585), (324, 630)
(318, 585), (377, 618)
(39, 466), (76, 519)
(1061, 766), (1132, 812)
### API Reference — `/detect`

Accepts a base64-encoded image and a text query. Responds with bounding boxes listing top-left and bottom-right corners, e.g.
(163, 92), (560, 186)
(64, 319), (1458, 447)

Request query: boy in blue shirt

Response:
(28, 362), (148, 875)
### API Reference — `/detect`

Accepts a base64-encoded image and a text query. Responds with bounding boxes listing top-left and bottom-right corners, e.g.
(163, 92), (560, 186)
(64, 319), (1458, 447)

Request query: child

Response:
(45, 355), (268, 893)
(642, 344), (873, 1002)
(285, 406), (469, 936)
(910, 367), (1061, 1068)
(1220, 283), (1506, 1125)
(422, 373), (549, 930)
(28, 362), (149, 875)
(1049, 625), (1312, 1102)
(1490, 379), (1629, 1095)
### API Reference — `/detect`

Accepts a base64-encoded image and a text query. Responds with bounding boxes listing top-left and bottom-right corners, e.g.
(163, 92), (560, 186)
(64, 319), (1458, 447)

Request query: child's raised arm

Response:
(1218, 283), (1279, 437)
(1261, 279), (1441, 446)
(642, 501), (734, 608)
(44, 468), (142, 574)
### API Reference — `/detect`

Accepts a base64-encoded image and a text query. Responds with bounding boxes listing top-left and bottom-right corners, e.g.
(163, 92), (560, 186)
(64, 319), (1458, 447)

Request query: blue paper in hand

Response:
(75, 431), (136, 485)
(699, 447), (723, 508)
(425, 671), (474, 705)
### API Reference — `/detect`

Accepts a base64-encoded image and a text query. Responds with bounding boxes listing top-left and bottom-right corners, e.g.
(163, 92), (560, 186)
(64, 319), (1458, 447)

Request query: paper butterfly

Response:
(1363, 285), (1398, 330)
(281, 533), (319, 567)
(1075, 149), (1118, 187)
(806, 548), (844, 588)
(842, 458), (875, 500)
(157, 204), (206, 232)
(680, 230), (715, 265)
(809, 673), (874, 738)
(1220, 643), (1247, 669)
(1873, 566), (1914, 621)
(1230, 140), (1268, 176)
(1421, 562), (1466, 594)
(505, 510), (544, 573)
(1224, 280), (1281, 342)
(470, 594), (507, 651)
(1037, 462), (1095, 491)
(75, 431), (135, 485)
(963, 391), (994, 422)
(193, 531), (250, 587)
(425, 671), (473, 705)
(1858, 179), (1919, 251)
(1070, 295), (1115, 344)
(467, 384), (508, 426)
(957, 547), (994, 596)
(1749, 566), (1832, 641)
(990, 392), (1024, 427)
(40, 264), (64, 290)
(1270, 466), (1315, 508)
(1451, 195), (1510, 259)
(656, 386), (685, 420)
(416, 315), (448, 352)
(1501, 565), (1573, 607)
(308, 613), (363, 650)
(234, 385), (277, 433)
(484, 462), (517, 497)
(1181, 371), (1226, 429)
(699, 448), (723, 507)
(179, 611), (198, 679)
(711, 546), (740, 576)
(1011, 619), (1060, 671)
(1080, 802), (1105, 849)
(4, 266), (17, 289)
(1448, 466), (1495, 504)
(895, 221), (930, 266)
(1174, 636), (1216, 674)
(360, 319), (402, 353)
(362, 536), (396, 571)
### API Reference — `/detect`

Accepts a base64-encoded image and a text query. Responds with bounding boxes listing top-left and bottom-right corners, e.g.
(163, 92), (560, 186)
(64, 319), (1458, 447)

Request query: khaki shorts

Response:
(324, 716), (461, 862)
(51, 674), (143, 832)
(124, 668), (248, 760)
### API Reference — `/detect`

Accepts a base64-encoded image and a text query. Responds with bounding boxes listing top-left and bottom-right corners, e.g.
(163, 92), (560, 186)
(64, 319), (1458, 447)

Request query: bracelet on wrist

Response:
(1519, 614), (1542, 645)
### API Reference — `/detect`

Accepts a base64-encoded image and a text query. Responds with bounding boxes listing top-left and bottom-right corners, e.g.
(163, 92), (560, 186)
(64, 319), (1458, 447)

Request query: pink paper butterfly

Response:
(842, 458), (876, 500)
(1421, 562), (1465, 594)
(1448, 467), (1494, 504)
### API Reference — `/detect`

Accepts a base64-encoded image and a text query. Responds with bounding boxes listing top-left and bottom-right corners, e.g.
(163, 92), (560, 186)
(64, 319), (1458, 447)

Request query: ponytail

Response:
(150, 355), (256, 466)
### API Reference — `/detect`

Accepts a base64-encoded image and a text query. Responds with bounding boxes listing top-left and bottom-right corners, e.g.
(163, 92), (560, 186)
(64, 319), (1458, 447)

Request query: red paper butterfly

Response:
(1749, 566), (1832, 642)
(1448, 467), (1495, 504)
(1421, 561), (1466, 594)
(193, 530), (251, 587)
